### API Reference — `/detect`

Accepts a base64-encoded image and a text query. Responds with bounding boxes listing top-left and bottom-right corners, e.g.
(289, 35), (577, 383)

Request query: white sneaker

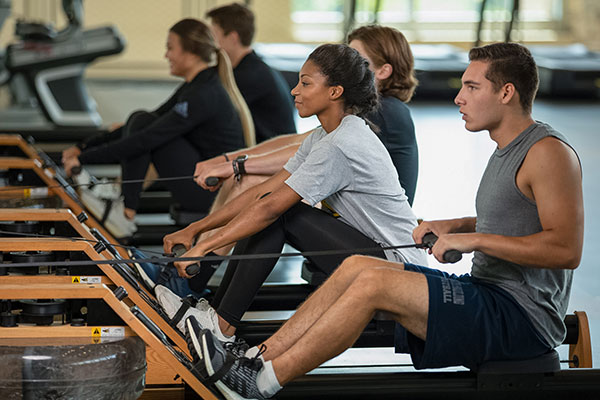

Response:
(74, 168), (137, 238)
(155, 285), (234, 343)
(196, 297), (211, 313)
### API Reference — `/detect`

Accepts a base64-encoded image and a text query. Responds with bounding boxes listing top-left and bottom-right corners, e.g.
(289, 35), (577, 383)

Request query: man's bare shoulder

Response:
(527, 136), (579, 170)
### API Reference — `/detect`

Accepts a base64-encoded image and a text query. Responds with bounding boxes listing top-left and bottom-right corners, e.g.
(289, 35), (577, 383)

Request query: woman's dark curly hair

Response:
(307, 43), (379, 119)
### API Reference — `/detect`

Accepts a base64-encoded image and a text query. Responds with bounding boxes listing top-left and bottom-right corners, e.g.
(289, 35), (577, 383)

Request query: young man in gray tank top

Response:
(185, 43), (584, 399)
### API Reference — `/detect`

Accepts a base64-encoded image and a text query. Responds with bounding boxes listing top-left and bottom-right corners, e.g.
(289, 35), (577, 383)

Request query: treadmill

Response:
(0, 0), (124, 141)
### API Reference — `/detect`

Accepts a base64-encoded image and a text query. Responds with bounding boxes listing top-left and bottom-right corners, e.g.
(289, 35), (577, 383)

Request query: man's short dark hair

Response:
(206, 3), (255, 47)
(469, 42), (539, 114)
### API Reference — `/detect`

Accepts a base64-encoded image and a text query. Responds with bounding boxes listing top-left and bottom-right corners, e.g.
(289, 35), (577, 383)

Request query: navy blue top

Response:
(79, 67), (245, 164)
(368, 96), (419, 205)
(234, 51), (296, 143)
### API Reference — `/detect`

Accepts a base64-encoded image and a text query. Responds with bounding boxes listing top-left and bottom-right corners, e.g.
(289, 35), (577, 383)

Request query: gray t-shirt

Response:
(284, 115), (427, 266)
(472, 122), (577, 348)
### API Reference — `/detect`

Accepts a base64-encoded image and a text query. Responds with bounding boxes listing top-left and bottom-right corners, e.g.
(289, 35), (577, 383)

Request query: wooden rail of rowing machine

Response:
(569, 311), (593, 368)
(0, 134), (40, 159)
(0, 208), (154, 299)
(0, 207), (105, 242)
(0, 236), (189, 353)
(0, 157), (127, 258)
(0, 283), (217, 400)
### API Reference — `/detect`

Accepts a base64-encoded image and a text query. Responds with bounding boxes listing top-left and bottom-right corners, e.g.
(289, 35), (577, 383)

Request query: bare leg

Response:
(272, 266), (429, 385)
(262, 255), (405, 360)
(198, 174), (269, 255)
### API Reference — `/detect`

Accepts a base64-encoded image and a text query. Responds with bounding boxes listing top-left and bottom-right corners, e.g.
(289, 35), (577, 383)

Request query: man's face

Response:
(454, 60), (504, 133)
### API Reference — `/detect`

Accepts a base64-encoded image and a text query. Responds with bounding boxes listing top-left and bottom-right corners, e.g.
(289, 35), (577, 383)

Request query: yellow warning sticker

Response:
(71, 276), (80, 283)
(91, 327), (101, 337)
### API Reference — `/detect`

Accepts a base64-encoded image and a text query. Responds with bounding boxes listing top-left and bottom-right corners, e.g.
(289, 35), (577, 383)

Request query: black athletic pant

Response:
(211, 202), (386, 327)
(120, 111), (216, 211)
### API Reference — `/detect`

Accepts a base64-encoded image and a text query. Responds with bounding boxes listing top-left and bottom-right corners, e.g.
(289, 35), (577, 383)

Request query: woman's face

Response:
(290, 60), (333, 118)
(165, 32), (194, 78)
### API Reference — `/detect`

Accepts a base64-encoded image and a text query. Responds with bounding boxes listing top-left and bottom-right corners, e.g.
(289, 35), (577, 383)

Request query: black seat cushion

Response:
(475, 349), (560, 374)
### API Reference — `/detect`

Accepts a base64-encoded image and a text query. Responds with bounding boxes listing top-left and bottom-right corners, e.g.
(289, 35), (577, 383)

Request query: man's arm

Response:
(194, 143), (302, 189)
(413, 217), (477, 243)
(173, 169), (301, 277)
(226, 131), (310, 160)
(434, 137), (583, 269)
(163, 169), (291, 253)
(193, 131), (310, 189)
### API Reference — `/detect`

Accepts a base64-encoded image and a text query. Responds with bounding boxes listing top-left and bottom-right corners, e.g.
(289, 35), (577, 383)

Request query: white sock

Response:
(256, 360), (282, 398)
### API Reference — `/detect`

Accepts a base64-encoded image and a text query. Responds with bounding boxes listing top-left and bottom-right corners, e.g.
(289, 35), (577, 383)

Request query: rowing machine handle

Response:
(172, 244), (201, 276)
(205, 177), (219, 186)
(422, 233), (463, 263)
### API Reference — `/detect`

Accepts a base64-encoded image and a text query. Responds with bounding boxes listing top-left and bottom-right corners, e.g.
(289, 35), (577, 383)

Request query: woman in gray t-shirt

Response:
(161, 43), (426, 342)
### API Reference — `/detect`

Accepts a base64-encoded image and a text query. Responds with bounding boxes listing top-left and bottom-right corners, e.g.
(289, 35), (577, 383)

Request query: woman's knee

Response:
(124, 111), (157, 136)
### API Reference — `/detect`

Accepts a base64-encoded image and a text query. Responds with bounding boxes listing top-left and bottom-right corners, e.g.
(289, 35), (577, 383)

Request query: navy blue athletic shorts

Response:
(394, 264), (552, 370)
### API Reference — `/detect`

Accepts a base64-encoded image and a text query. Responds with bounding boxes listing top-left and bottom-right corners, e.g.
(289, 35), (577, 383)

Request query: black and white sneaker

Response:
(185, 316), (249, 363)
(191, 325), (267, 400)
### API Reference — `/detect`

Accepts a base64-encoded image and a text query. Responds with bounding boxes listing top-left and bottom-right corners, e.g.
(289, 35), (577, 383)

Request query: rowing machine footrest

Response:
(300, 260), (327, 287)
(169, 204), (208, 226)
(475, 349), (560, 374)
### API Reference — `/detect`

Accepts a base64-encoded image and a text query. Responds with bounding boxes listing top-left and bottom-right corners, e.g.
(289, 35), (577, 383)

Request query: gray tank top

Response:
(472, 122), (577, 348)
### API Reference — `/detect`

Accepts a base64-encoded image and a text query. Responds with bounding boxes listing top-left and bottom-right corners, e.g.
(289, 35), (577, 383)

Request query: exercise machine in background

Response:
(0, 0), (125, 141)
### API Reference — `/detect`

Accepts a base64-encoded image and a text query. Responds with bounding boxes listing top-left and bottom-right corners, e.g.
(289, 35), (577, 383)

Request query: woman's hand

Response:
(62, 156), (81, 177)
(174, 245), (207, 278)
(124, 208), (136, 221)
(193, 159), (234, 191)
(109, 122), (124, 131)
(163, 227), (195, 255)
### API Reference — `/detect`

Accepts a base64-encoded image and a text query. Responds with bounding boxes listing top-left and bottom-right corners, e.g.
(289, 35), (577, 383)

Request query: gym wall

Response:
(0, 0), (598, 80)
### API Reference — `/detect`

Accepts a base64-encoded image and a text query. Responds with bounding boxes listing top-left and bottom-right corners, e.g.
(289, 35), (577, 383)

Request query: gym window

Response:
(291, 0), (564, 43)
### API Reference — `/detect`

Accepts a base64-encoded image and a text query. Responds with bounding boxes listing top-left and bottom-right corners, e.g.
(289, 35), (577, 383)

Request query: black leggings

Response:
(211, 202), (385, 327)
(120, 111), (216, 211)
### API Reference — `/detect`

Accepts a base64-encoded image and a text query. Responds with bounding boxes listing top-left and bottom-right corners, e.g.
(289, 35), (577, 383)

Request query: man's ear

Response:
(329, 85), (344, 100)
(500, 82), (517, 105)
(227, 30), (241, 46)
(375, 63), (393, 81)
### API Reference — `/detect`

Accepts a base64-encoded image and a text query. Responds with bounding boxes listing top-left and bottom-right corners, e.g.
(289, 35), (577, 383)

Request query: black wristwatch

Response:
(232, 154), (248, 181)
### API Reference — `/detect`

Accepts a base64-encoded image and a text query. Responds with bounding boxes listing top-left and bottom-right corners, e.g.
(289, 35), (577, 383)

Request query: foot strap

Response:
(171, 297), (197, 326)
(100, 199), (113, 225)
(190, 359), (209, 380)
(206, 353), (237, 385)
(156, 266), (173, 286)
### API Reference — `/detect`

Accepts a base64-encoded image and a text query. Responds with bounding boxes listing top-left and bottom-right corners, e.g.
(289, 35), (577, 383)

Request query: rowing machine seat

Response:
(300, 259), (326, 287)
(475, 349), (561, 374)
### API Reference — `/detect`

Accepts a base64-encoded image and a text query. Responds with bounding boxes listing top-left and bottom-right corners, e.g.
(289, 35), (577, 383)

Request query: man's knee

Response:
(337, 254), (373, 275)
(338, 254), (400, 275)
(354, 267), (392, 293)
